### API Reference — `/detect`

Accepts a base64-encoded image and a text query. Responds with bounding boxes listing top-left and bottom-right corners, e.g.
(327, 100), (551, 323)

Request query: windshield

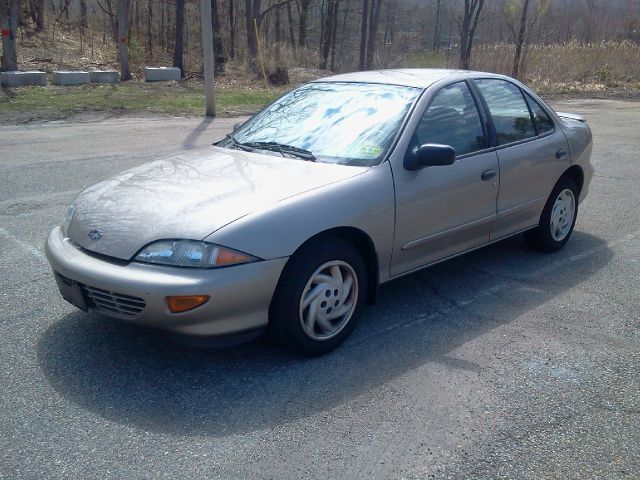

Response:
(224, 82), (421, 166)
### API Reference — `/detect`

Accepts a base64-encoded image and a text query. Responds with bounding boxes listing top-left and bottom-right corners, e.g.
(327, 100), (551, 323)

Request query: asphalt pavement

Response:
(1, 100), (638, 479)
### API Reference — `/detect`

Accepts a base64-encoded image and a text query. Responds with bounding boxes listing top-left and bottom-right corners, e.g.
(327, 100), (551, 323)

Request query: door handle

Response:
(556, 149), (568, 160)
(481, 169), (497, 181)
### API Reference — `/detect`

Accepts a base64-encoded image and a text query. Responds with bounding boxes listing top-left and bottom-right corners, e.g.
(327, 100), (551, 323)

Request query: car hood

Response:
(67, 146), (367, 260)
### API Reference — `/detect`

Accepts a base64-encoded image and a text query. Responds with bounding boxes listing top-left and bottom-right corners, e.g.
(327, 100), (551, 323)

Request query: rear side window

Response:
(524, 94), (554, 134)
(414, 82), (486, 156)
(474, 79), (536, 145)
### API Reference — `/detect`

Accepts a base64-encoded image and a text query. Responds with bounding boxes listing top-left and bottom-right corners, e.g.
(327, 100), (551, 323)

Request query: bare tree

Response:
(359, 0), (369, 70)
(297, 0), (312, 48)
(286, 1), (295, 48)
(117, 0), (132, 80)
(173, 0), (185, 76)
(0, 0), (19, 71)
(245, 0), (260, 62)
(320, 0), (339, 70)
(365, 0), (383, 70)
(228, 0), (235, 59)
(432, 0), (441, 50)
(35, 0), (44, 30)
(245, 0), (293, 69)
(27, 0), (44, 31)
(80, 0), (88, 33)
(456, 0), (485, 70)
(511, 0), (530, 79)
(505, 0), (550, 79)
(211, 0), (225, 74)
(358, 0), (384, 70)
(57, 0), (72, 22)
(146, 0), (153, 55)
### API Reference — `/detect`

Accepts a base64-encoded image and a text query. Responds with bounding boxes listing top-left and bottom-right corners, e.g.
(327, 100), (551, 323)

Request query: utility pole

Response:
(200, 0), (215, 117)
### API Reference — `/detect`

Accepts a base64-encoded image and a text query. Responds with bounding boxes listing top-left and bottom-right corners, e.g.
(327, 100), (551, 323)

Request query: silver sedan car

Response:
(46, 69), (593, 355)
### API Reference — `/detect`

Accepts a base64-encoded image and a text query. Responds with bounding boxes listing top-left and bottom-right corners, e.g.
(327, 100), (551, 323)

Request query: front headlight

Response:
(134, 240), (259, 268)
(63, 204), (75, 234)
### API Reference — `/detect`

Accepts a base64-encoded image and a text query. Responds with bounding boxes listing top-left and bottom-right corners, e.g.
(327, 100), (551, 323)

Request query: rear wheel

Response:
(525, 176), (578, 252)
(269, 238), (367, 356)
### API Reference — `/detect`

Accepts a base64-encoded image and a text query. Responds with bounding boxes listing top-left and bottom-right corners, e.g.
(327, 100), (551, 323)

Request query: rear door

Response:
(390, 81), (499, 276)
(472, 79), (571, 240)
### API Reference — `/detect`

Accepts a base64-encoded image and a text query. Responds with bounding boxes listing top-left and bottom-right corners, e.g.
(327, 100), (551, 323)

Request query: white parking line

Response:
(0, 227), (47, 263)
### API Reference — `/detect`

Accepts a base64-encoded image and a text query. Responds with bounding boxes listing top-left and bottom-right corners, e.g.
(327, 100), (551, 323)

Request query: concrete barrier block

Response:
(89, 70), (120, 84)
(145, 66), (182, 82)
(53, 71), (90, 86)
(1, 71), (47, 87)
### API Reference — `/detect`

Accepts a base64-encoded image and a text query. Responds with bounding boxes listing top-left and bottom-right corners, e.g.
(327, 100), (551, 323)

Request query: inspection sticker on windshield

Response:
(359, 145), (382, 157)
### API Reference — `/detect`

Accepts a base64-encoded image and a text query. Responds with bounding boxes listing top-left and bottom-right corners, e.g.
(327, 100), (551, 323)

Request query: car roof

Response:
(314, 68), (507, 89)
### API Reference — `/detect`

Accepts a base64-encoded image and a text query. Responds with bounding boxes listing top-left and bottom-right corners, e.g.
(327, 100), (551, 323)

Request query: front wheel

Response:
(269, 238), (367, 356)
(525, 176), (579, 252)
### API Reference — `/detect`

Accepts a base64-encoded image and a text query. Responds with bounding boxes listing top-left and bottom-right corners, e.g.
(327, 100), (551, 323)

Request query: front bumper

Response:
(45, 226), (288, 336)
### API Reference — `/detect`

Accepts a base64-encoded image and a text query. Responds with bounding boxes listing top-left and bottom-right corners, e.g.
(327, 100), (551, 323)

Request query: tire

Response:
(525, 176), (579, 252)
(269, 238), (367, 356)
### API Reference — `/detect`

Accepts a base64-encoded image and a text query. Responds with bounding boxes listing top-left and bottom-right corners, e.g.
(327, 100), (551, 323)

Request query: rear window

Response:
(525, 94), (554, 134)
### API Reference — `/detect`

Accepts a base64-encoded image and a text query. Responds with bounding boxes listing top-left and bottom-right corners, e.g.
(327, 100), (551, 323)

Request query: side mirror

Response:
(233, 121), (244, 132)
(404, 144), (456, 171)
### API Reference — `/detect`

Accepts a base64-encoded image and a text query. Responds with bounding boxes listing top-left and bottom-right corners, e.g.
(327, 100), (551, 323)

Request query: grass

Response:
(472, 41), (640, 85)
(401, 51), (449, 69)
(3, 40), (639, 124)
(0, 81), (281, 122)
(399, 42), (640, 99)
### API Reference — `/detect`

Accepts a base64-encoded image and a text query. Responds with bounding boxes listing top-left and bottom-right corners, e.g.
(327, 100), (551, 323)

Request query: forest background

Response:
(1, 0), (639, 121)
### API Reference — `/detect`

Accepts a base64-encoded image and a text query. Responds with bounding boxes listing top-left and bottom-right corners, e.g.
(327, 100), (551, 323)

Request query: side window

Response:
(414, 82), (486, 157)
(524, 93), (554, 134)
(474, 79), (536, 145)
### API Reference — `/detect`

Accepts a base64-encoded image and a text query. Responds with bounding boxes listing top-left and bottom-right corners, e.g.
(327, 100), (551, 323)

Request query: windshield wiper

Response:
(244, 141), (316, 161)
(225, 134), (254, 152)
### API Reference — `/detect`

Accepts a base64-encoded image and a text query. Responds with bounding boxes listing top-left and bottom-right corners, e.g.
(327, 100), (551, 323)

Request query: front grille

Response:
(79, 283), (146, 318)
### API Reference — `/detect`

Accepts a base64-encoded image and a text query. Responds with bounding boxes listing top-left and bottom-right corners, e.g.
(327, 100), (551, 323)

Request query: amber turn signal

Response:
(166, 295), (210, 313)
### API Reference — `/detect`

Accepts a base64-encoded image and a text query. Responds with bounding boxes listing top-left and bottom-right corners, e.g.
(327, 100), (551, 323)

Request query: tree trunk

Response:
(358, 0), (368, 70)
(286, 1), (295, 48)
(329, 0), (339, 71)
(117, 0), (132, 80)
(512, 0), (530, 79)
(80, 0), (87, 33)
(458, 0), (484, 70)
(134, 0), (140, 38)
(146, 0), (153, 55)
(35, 0), (44, 31)
(228, 0), (235, 59)
(211, 0), (225, 74)
(297, 0), (310, 48)
(275, 4), (282, 58)
(105, 0), (117, 42)
(1, 0), (19, 71)
(160, 0), (165, 52)
(432, 0), (441, 50)
(320, 0), (338, 70)
(173, 0), (185, 76)
(319, 0), (325, 52)
(28, 0), (37, 24)
(364, 0), (383, 70)
(245, 0), (260, 61)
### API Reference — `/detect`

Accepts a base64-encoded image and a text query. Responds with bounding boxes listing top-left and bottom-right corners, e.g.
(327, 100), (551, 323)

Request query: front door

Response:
(390, 81), (499, 277)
